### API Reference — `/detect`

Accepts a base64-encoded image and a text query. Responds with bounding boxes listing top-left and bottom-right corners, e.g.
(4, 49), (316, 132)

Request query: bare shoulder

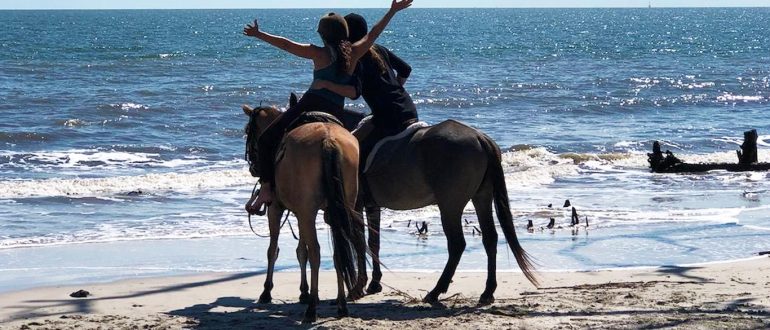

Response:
(309, 45), (333, 69)
(307, 44), (328, 56)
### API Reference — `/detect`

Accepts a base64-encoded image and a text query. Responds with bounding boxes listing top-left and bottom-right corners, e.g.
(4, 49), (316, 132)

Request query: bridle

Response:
(244, 105), (267, 177)
(244, 103), (298, 240)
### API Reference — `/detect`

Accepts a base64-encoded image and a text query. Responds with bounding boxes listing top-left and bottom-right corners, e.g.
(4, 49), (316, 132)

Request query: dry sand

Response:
(1, 256), (769, 329)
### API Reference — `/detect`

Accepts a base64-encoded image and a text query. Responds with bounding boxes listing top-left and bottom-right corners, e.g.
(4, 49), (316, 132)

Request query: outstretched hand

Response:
(243, 19), (260, 37)
(390, 0), (414, 13)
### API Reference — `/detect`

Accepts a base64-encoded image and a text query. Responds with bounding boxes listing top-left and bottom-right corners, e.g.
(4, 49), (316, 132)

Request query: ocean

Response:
(1, 8), (770, 292)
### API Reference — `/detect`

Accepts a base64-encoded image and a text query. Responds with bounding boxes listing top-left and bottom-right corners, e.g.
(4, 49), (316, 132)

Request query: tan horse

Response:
(243, 94), (365, 323)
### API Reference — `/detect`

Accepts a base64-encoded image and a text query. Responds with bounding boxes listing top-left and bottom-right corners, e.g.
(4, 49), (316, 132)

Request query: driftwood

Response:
(648, 130), (770, 173)
(738, 129), (759, 165)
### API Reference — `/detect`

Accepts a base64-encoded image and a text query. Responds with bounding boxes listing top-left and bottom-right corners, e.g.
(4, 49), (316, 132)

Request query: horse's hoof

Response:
(257, 292), (272, 304)
(366, 282), (383, 294)
(299, 292), (311, 305)
(302, 310), (317, 324)
(478, 294), (495, 306)
(422, 292), (440, 304)
(337, 306), (349, 318)
(347, 289), (364, 301)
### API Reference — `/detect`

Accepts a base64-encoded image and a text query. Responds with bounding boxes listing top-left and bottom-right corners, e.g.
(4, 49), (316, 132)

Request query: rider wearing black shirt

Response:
(345, 13), (419, 166)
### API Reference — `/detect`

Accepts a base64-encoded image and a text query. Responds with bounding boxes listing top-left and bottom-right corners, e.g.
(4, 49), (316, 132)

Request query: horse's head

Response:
(242, 93), (297, 177)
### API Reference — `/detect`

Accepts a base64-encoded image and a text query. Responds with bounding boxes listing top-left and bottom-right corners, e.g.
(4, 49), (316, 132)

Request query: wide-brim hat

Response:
(317, 13), (349, 43)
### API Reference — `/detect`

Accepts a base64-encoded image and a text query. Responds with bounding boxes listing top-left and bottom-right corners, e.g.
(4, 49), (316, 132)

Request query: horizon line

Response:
(2, 6), (770, 10)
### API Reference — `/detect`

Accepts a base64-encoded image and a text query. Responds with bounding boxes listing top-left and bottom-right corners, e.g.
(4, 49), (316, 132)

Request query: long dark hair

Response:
(331, 40), (353, 74)
(367, 46), (388, 75)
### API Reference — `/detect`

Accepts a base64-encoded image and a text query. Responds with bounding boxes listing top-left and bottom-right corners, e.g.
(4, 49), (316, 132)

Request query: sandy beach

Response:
(1, 256), (768, 329)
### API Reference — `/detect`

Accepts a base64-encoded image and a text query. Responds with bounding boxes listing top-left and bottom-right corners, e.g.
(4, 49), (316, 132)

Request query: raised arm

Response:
(243, 19), (323, 59)
(350, 0), (413, 62)
(383, 46), (412, 86)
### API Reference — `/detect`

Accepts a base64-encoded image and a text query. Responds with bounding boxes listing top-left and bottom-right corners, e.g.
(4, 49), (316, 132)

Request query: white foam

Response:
(716, 93), (764, 103)
(0, 149), (210, 171)
(614, 140), (642, 148)
(0, 168), (253, 198)
(114, 103), (149, 110)
(61, 119), (89, 127)
(680, 150), (770, 165)
(680, 82), (715, 89)
(609, 148), (770, 168)
(0, 208), (275, 249)
(651, 207), (743, 223)
(758, 135), (770, 147)
(501, 147), (579, 188)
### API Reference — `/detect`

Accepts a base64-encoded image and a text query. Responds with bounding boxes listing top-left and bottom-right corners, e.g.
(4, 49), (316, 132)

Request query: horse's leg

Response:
(258, 205), (284, 304)
(347, 201), (367, 300)
(365, 205), (383, 294)
(297, 210), (321, 324)
(296, 237), (311, 304)
(423, 204), (466, 304)
(329, 214), (350, 317)
(473, 188), (498, 305)
(349, 199), (369, 300)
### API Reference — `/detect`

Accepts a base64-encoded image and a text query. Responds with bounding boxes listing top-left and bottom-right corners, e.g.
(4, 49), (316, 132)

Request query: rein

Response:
(245, 108), (298, 240)
(247, 208), (298, 240)
(247, 181), (299, 240)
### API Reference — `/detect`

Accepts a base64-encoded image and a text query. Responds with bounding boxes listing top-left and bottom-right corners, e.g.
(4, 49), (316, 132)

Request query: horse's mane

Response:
(244, 105), (281, 177)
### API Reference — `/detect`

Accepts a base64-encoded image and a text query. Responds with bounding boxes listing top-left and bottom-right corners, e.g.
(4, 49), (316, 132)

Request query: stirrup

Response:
(251, 188), (272, 216)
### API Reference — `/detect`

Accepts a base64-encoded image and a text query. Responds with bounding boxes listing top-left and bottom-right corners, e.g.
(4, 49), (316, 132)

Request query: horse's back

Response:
(366, 119), (491, 209)
(276, 122), (358, 212)
(418, 120), (489, 153)
(415, 120), (491, 195)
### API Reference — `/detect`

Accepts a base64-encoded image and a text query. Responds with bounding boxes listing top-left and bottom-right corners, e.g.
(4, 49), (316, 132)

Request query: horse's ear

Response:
(289, 93), (298, 107)
(242, 104), (254, 116)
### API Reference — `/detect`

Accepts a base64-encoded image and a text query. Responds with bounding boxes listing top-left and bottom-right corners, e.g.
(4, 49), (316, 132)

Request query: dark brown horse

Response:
(356, 118), (539, 304)
(243, 94), (365, 323)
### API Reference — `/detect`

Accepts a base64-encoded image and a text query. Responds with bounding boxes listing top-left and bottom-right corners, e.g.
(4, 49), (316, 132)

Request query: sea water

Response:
(1, 8), (770, 292)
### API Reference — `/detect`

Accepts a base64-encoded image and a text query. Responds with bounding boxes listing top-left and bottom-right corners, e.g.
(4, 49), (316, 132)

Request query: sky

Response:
(1, 0), (769, 10)
(0, 0), (770, 9)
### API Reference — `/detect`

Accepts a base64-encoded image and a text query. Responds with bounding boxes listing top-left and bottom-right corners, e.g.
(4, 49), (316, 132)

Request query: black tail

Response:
(321, 139), (362, 291)
(479, 135), (539, 287)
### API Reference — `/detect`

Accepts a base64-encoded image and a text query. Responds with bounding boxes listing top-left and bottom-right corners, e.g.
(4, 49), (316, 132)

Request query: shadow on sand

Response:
(4, 268), (287, 322)
(6, 265), (770, 329)
(165, 292), (770, 329)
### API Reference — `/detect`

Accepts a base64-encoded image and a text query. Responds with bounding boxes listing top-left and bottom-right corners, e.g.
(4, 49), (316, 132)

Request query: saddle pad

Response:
(286, 111), (343, 132)
(363, 121), (429, 173)
(351, 115), (373, 134)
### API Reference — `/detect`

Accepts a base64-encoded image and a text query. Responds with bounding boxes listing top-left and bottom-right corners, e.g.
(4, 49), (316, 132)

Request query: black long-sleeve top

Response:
(355, 44), (418, 131)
